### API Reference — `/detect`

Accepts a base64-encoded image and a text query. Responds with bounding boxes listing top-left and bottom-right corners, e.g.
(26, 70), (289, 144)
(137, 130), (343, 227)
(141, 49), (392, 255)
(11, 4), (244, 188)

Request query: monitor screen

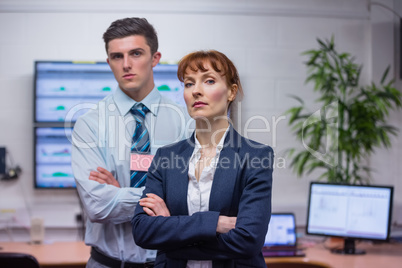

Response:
(264, 213), (297, 247)
(34, 127), (75, 189)
(34, 61), (116, 123)
(306, 182), (393, 254)
(34, 61), (185, 123)
(33, 61), (185, 189)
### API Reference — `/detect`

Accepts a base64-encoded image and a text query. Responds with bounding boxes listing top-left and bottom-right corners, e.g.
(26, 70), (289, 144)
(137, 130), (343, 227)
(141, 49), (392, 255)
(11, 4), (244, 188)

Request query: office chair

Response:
(0, 252), (40, 268)
(267, 259), (332, 268)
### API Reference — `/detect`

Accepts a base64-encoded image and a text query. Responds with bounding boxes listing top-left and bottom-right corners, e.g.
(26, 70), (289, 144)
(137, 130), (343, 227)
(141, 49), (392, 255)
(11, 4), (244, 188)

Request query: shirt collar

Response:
(113, 86), (162, 116)
(194, 126), (230, 154)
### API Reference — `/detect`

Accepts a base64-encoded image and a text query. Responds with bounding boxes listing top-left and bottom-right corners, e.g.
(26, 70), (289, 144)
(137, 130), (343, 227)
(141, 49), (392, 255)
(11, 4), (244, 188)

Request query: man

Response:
(71, 17), (188, 267)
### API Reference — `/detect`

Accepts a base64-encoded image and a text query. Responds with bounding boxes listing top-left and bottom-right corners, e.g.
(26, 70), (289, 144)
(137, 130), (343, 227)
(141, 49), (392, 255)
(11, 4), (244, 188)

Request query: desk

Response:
(1, 240), (401, 268)
(0, 241), (90, 268)
(266, 241), (402, 268)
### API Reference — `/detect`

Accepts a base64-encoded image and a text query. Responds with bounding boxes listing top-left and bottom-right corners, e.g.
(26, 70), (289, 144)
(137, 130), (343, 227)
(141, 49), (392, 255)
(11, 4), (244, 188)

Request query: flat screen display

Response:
(264, 213), (297, 247)
(33, 61), (185, 189)
(34, 61), (116, 123)
(306, 182), (393, 241)
(34, 61), (185, 123)
(34, 127), (75, 189)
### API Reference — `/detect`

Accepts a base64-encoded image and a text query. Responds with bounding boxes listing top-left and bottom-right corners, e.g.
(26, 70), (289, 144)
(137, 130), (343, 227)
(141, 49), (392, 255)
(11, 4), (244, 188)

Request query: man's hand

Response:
(139, 193), (170, 217)
(89, 167), (120, 188)
(216, 216), (237, 234)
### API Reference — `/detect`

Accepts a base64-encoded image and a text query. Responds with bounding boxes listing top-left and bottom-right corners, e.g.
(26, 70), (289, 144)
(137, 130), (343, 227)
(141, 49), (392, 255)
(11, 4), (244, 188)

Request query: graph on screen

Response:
(307, 183), (392, 240)
(34, 61), (185, 123)
(33, 61), (186, 189)
(35, 127), (75, 188)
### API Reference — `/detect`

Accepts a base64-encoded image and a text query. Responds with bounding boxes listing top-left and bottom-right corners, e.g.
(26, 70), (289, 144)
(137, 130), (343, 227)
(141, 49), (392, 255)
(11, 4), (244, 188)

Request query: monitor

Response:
(34, 61), (116, 123)
(33, 61), (185, 189)
(264, 213), (297, 247)
(34, 61), (185, 123)
(306, 182), (393, 254)
(34, 127), (75, 189)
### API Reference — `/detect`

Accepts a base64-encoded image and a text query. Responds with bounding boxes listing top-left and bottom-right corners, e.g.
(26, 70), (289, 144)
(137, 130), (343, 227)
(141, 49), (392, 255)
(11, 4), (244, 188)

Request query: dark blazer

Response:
(132, 126), (274, 268)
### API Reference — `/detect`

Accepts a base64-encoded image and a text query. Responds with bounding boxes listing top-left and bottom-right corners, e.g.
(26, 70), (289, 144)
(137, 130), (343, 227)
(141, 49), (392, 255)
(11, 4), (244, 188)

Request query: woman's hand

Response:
(216, 216), (237, 234)
(139, 193), (171, 217)
(89, 167), (120, 188)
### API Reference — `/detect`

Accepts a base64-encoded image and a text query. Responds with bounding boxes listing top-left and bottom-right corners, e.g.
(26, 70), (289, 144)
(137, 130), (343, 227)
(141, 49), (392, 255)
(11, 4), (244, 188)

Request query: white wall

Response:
(0, 0), (401, 241)
(369, 0), (402, 229)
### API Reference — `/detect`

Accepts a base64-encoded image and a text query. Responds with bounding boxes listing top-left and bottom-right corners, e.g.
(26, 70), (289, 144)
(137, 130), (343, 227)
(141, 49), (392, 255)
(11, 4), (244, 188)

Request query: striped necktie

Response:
(130, 103), (150, 188)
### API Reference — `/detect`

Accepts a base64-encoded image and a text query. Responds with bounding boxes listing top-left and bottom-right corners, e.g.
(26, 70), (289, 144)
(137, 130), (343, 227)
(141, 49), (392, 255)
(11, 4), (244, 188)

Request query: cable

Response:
(19, 172), (33, 220)
(370, 1), (402, 18)
(0, 148), (31, 241)
(3, 148), (29, 217)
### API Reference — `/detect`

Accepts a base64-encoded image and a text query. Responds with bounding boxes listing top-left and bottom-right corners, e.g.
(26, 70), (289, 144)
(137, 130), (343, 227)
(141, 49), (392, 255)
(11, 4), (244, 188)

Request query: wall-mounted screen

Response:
(152, 63), (185, 107)
(34, 61), (116, 123)
(34, 61), (185, 123)
(33, 61), (185, 189)
(34, 127), (75, 189)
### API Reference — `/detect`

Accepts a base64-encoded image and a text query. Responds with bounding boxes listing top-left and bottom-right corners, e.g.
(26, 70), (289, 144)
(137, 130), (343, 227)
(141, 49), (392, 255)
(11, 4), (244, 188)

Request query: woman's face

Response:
(183, 62), (236, 122)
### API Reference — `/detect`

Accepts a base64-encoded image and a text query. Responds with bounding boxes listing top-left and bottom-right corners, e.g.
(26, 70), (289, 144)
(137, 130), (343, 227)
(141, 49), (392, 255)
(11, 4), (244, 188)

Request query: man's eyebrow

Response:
(108, 51), (122, 56)
(108, 48), (146, 55)
(129, 48), (146, 53)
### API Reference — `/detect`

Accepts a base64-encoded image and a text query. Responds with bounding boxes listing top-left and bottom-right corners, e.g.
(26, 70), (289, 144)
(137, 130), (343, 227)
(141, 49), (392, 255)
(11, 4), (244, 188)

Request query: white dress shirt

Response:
(186, 127), (229, 268)
(72, 87), (190, 263)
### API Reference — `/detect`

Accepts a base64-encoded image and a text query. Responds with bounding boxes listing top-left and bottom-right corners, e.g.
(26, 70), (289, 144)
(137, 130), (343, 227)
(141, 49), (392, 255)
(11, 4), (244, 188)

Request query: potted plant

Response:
(286, 37), (402, 184)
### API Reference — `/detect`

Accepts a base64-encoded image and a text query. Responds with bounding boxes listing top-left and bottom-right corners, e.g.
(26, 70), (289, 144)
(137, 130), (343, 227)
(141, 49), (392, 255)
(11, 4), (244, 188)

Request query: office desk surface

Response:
(266, 241), (402, 268)
(0, 241), (90, 267)
(1, 240), (401, 268)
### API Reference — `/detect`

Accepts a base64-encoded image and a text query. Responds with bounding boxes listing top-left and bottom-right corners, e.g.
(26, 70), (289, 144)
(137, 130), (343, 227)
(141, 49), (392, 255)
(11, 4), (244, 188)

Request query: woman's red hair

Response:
(177, 50), (244, 101)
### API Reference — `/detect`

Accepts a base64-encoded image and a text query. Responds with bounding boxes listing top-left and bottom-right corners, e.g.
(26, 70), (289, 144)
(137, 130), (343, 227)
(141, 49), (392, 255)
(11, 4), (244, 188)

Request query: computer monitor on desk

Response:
(306, 182), (393, 255)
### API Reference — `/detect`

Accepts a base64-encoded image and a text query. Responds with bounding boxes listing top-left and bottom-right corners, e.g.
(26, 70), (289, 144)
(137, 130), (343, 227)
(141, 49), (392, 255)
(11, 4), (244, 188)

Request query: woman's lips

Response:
(193, 101), (207, 108)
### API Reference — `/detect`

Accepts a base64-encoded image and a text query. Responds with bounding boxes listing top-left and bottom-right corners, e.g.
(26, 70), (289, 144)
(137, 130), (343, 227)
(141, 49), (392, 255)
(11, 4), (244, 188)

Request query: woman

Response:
(132, 50), (274, 267)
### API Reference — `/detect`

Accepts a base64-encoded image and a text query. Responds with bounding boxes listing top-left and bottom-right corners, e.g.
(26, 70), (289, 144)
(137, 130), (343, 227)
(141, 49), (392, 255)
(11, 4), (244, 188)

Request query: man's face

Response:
(107, 35), (161, 101)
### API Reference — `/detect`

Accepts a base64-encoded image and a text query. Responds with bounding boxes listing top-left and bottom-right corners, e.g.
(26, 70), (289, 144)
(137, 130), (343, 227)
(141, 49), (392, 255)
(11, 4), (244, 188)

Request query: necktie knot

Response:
(130, 103), (149, 121)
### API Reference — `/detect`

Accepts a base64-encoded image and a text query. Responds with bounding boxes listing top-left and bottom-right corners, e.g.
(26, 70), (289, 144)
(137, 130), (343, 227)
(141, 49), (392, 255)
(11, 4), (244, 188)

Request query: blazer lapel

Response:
(209, 126), (241, 214)
(168, 134), (195, 215)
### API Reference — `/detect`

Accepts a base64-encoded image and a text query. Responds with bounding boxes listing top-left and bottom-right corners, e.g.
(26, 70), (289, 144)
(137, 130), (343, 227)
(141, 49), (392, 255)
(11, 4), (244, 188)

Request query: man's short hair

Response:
(103, 17), (158, 55)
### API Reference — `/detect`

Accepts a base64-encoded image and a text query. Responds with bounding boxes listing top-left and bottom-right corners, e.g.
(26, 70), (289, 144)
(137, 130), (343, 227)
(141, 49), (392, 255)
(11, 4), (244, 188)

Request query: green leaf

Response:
(380, 66), (390, 85)
(317, 38), (327, 49)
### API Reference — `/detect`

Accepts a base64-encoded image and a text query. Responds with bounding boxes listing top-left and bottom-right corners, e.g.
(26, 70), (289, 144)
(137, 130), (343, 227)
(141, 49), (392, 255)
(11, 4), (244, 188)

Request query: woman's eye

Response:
(206, 79), (215, 85)
(184, 83), (193, 88)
